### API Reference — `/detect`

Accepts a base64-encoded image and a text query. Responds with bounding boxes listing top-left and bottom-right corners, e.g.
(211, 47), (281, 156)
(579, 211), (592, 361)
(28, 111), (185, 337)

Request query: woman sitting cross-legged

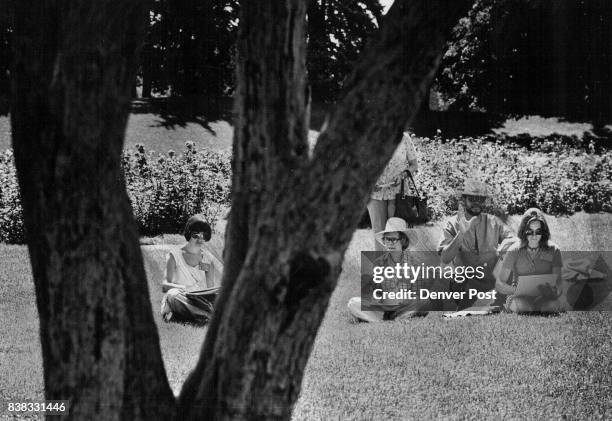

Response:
(160, 214), (221, 323)
(348, 217), (430, 322)
(495, 208), (564, 313)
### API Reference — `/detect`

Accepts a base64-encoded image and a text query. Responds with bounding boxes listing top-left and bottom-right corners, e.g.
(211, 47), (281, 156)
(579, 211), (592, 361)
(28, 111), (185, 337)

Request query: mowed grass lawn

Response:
(2, 108), (612, 418)
(0, 114), (233, 153)
(2, 214), (612, 420)
(0, 113), (323, 154)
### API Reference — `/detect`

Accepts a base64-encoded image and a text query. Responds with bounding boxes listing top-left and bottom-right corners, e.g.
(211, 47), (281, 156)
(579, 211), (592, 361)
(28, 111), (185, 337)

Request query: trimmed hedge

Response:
(1, 135), (611, 243)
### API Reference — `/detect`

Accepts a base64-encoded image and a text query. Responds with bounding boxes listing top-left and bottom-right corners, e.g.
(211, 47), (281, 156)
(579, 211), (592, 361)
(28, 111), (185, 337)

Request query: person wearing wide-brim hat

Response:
(348, 217), (430, 322)
(374, 217), (420, 251)
(437, 178), (515, 310)
(460, 178), (490, 197)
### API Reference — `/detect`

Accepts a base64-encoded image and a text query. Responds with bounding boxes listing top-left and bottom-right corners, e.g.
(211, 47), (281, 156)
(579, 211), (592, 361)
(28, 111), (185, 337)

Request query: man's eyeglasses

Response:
(382, 236), (401, 244)
(463, 195), (487, 203)
(525, 229), (543, 236)
(192, 233), (207, 240)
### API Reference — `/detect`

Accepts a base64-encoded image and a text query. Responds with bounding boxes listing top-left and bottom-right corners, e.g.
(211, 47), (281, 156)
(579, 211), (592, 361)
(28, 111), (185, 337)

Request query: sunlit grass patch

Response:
(1, 218), (611, 419)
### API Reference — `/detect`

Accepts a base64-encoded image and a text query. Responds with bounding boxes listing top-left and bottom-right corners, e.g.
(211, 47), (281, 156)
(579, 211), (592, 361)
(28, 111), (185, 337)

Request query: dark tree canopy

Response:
(0, 3), (12, 113)
(140, 0), (239, 98)
(437, 0), (612, 123)
(306, 0), (384, 102)
(139, 0), (383, 103)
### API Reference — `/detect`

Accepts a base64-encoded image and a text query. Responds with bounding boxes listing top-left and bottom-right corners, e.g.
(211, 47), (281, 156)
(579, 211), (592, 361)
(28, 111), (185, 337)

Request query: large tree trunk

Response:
(10, 1), (176, 419)
(177, 0), (472, 419)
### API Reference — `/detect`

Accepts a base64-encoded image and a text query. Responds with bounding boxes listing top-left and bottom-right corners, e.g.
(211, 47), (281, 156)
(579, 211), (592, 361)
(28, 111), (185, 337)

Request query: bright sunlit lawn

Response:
(2, 214), (612, 420)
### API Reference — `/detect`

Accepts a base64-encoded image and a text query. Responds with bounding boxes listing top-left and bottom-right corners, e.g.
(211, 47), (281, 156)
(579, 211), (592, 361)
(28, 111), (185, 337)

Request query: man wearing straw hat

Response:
(348, 217), (431, 322)
(438, 178), (515, 310)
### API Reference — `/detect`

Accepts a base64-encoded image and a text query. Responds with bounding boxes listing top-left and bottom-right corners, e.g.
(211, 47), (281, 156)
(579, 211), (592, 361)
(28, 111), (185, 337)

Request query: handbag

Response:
(395, 171), (428, 225)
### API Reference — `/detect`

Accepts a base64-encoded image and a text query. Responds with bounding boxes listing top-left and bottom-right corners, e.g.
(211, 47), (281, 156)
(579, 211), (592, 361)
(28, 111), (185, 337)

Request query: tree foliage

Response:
(0, 3), (12, 113)
(140, 0), (238, 98)
(140, 0), (383, 103)
(437, 0), (612, 123)
(306, 0), (383, 101)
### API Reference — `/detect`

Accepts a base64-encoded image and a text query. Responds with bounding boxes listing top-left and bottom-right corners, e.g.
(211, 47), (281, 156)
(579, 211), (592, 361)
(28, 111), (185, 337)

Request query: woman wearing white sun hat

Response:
(348, 217), (430, 322)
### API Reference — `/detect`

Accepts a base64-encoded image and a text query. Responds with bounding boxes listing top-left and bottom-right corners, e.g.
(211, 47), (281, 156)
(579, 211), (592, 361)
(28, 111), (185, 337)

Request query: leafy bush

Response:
(123, 141), (231, 236)
(0, 143), (231, 243)
(0, 149), (25, 243)
(1, 135), (611, 243)
(413, 135), (612, 220)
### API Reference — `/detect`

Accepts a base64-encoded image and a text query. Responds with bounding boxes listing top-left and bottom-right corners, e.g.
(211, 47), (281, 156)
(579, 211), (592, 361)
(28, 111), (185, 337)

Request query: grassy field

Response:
(1, 214), (611, 420)
(2, 104), (612, 418)
(0, 114), (233, 154)
(1, 105), (601, 154)
(0, 106), (326, 154)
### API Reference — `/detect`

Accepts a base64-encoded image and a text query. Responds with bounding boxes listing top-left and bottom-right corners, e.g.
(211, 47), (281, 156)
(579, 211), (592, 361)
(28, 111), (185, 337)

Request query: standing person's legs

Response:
(367, 199), (388, 251)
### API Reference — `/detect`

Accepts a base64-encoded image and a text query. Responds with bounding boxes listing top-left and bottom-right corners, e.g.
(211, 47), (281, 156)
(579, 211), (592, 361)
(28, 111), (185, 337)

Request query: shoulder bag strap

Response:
(406, 170), (421, 197)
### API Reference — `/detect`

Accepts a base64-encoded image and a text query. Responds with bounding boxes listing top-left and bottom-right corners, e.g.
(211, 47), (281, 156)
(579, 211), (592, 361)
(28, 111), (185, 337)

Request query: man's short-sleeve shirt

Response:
(438, 213), (515, 275)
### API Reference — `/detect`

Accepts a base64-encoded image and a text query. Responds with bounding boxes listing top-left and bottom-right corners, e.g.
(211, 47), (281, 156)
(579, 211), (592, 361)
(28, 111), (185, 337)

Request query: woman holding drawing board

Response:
(160, 214), (221, 323)
(495, 208), (564, 313)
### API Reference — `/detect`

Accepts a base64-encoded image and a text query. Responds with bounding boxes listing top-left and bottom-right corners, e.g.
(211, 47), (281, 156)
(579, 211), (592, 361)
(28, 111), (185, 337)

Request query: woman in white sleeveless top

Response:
(160, 214), (221, 323)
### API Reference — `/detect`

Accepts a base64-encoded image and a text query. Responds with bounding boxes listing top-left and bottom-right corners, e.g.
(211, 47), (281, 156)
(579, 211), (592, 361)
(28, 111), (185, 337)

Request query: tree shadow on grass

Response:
(412, 110), (507, 138)
(131, 96), (234, 134)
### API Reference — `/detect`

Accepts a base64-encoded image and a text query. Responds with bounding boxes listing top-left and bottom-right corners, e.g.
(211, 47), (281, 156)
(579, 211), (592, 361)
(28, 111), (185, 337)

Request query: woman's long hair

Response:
(517, 208), (552, 249)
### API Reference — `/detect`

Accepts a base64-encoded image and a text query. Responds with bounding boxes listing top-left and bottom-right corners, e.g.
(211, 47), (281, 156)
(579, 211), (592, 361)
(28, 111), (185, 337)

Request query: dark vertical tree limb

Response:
(10, 1), (176, 419)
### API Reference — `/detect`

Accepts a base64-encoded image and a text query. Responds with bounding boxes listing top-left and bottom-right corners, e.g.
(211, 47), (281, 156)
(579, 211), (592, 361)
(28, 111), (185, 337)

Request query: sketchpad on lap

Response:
(141, 244), (224, 288)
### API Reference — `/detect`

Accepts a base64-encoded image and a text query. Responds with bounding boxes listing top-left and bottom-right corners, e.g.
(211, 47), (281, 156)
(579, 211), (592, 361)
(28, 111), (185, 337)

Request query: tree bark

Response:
(178, 0), (472, 420)
(10, 1), (176, 419)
